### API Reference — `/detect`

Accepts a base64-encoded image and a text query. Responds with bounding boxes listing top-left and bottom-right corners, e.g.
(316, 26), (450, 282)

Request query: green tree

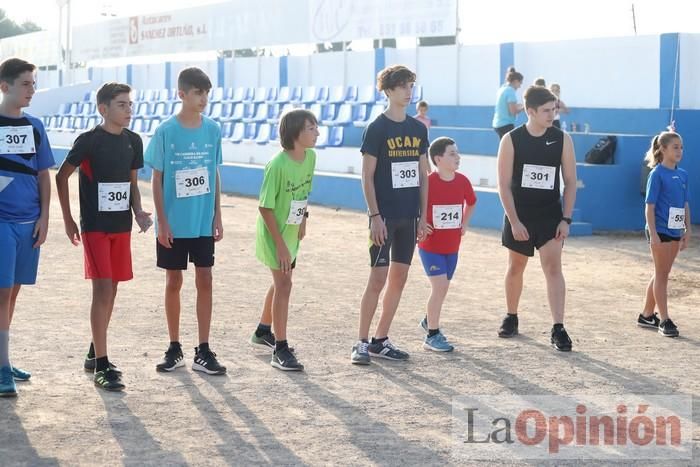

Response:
(0, 9), (43, 39)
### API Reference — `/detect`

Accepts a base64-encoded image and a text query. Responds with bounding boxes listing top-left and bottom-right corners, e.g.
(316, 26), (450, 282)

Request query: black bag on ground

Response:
(584, 135), (617, 164)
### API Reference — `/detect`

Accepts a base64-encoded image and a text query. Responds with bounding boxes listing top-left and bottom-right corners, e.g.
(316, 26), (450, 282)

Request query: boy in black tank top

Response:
(496, 86), (578, 351)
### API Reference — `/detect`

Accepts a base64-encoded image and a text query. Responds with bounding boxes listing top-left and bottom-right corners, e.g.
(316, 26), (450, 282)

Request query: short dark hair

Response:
(0, 58), (36, 85)
(533, 77), (546, 87)
(505, 66), (523, 84)
(279, 109), (317, 151)
(523, 85), (557, 110)
(429, 137), (456, 166)
(177, 67), (212, 92)
(416, 100), (428, 109)
(96, 82), (131, 106)
(376, 65), (416, 93)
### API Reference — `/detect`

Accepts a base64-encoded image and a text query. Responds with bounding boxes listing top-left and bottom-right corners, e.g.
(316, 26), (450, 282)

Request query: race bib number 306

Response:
(0, 125), (35, 155)
(521, 164), (556, 190)
(391, 161), (420, 189)
(668, 207), (685, 229)
(175, 167), (210, 198)
(98, 182), (130, 212)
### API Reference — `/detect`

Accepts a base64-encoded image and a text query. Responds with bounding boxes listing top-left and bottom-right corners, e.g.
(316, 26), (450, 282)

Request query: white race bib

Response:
(391, 161), (419, 189)
(98, 182), (130, 212)
(521, 164), (556, 190)
(175, 167), (210, 198)
(286, 199), (308, 225)
(668, 207), (685, 230)
(0, 125), (35, 154)
(433, 204), (462, 229)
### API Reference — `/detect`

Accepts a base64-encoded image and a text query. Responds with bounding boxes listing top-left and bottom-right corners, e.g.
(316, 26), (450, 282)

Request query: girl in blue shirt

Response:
(639, 131), (691, 337)
(492, 66), (524, 140)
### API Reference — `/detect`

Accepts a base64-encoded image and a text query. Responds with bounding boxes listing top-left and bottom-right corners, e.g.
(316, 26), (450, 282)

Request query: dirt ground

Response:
(0, 174), (698, 467)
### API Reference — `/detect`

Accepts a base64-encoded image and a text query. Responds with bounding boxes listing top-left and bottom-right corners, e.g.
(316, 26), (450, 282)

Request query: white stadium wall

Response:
(130, 63), (166, 91)
(259, 56), (280, 89)
(458, 44), (500, 107)
(417, 45), (459, 105)
(345, 51), (375, 88)
(309, 51), (347, 87)
(514, 35), (660, 109)
(679, 33), (700, 109)
(287, 55), (311, 87)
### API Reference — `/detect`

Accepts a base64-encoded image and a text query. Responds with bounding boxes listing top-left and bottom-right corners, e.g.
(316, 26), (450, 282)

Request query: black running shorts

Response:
(369, 217), (417, 267)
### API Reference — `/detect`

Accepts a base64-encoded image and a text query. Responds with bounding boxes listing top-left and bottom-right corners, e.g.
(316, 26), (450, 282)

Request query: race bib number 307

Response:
(175, 167), (210, 198)
(98, 182), (130, 212)
(0, 125), (34, 154)
(521, 164), (556, 190)
(391, 161), (420, 189)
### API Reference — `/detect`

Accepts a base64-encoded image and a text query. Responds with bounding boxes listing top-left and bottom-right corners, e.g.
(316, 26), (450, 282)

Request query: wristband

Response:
(369, 212), (381, 218)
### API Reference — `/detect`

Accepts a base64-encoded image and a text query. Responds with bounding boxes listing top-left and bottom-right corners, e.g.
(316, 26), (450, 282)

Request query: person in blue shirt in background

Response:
(492, 66), (524, 140)
(638, 131), (691, 338)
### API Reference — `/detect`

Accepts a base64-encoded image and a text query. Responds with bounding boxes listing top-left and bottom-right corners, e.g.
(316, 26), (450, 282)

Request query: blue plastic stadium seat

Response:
(86, 116), (99, 129)
(243, 103), (272, 123)
(353, 104), (384, 127)
(272, 86), (292, 104)
(230, 86), (249, 103)
(251, 87), (270, 103)
(328, 126), (344, 147)
(315, 86), (330, 103)
(209, 102), (223, 120)
(135, 102), (151, 117)
(229, 122), (245, 143)
(172, 101), (183, 115)
(315, 125), (329, 148)
(209, 87), (224, 103)
(328, 85), (355, 104)
(411, 84), (423, 103)
(221, 121), (234, 139)
(297, 86), (319, 104)
(255, 123), (272, 144)
(152, 101), (169, 118)
(130, 117), (144, 133)
(228, 103), (245, 122)
(269, 124), (279, 142)
(242, 123), (258, 143)
(322, 103), (352, 126)
(145, 118), (161, 136)
(219, 102), (234, 121)
(355, 85), (375, 104)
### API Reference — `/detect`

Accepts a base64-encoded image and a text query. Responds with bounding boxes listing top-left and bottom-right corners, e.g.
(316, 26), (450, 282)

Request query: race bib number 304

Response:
(0, 125), (35, 155)
(668, 207), (685, 230)
(521, 164), (556, 190)
(98, 182), (130, 212)
(175, 167), (210, 198)
(433, 204), (462, 229)
(391, 161), (420, 189)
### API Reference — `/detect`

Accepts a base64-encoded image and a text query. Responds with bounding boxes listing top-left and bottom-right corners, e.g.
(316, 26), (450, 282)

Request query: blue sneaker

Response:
(0, 366), (17, 397)
(12, 366), (31, 381)
(423, 332), (454, 352)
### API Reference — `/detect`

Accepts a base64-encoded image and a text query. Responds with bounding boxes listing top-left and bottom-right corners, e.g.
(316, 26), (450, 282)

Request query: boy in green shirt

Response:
(251, 109), (318, 371)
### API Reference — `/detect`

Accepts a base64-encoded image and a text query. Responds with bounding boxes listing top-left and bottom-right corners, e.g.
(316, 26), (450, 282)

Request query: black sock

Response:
(198, 342), (210, 353)
(87, 342), (95, 359)
(255, 323), (272, 337)
(275, 340), (288, 352)
(372, 336), (388, 344)
(168, 341), (181, 352)
(428, 328), (440, 338)
(360, 338), (369, 344)
(95, 356), (109, 372)
(553, 323), (564, 331)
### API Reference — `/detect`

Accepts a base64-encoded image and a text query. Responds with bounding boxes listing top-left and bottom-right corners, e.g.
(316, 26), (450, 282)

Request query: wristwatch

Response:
(562, 217), (572, 225)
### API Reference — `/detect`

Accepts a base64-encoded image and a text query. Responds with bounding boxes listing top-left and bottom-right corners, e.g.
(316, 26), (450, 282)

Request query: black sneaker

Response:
(84, 357), (122, 375)
(193, 347), (227, 375)
(367, 338), (410, 361)
(551, 325), (573, 352)
(498, 314), (519, 338)
(155, 346), (185, 372)
(249, 332), (295, 353)
(94, 368), (125, 392)
(658, 319), (679, 338)
(271, 347), (304, 371)
(637, 313), (661, 329)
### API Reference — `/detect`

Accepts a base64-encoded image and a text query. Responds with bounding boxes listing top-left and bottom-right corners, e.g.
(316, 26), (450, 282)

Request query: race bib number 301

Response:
(98, 182), (130, 212)
(391, 161), (420, 189)
(433, 204), (462, 229)
(0, 125), (35, 155)
(175, 167), (210, 198)
(668, 207), (685, 229)
(521, 164), (556, 190)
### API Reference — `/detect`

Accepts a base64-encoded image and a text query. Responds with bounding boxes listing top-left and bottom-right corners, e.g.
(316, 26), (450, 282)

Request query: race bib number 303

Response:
(175, 167), (210, 198)
(391, 161), (420, 189)
(0, 125), (35, 155)
(521, 164), (556, 190)
(98, 182), (130, 212)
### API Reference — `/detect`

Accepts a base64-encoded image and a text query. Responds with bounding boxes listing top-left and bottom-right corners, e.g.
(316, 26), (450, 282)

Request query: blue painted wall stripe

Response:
(126, 64), (133, 86)
(164, 62), (171, 89)
(659, 33), (680, 111)
(217, 57), (225, 88)
(279, 56), (288, 87)
(374, 48), (386, 79)
(499, 42), (514, 85)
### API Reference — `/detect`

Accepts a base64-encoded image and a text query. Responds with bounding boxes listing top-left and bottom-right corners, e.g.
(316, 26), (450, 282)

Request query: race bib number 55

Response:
(668, 207), (685, 229)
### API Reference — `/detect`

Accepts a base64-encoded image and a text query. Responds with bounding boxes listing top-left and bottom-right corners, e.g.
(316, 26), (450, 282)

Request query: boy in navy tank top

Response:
(496, 86), (578, 351)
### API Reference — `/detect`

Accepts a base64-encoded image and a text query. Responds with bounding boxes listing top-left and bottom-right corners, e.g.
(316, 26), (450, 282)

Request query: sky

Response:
(3, 0), (700, 47)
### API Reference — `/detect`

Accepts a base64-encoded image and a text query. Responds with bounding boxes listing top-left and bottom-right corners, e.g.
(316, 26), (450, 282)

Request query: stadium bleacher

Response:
(44, 84), (424, 147)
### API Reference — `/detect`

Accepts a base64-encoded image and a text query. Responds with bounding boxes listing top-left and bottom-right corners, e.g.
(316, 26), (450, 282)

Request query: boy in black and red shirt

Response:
(417, 137), (477, 352)
(56, 82), (152, 391)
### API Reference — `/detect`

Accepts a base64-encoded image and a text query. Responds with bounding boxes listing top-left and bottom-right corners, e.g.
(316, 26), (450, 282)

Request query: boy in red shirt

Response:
(418, 137), (477, 351)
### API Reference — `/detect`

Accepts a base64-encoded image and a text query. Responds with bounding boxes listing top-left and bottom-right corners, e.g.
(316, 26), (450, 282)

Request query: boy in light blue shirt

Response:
(145, 67), (226, 375)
